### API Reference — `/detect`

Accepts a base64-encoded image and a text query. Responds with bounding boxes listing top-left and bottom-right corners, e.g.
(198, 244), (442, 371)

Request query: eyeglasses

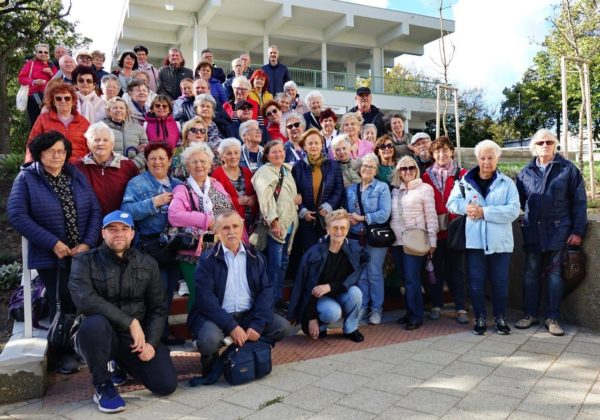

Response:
(44, 149), (67, 156)
(79, 56), (92, 61)
(238, 106), (252, 111)
(378, 144), (394, 150)
(266, 109), (278, 117)
(535, 140), (554, 146)
(286, 122), (301, 130)
(54, 95), (72, 102)
(399, 166), (417, 172)
(154, 103), (169, 109)
(77, 78), (94, 84)
(235, 88), (249, 92)
(37, 51), (49, 54)
(362, 165), (377, 170)
(189, 127), (207, 134)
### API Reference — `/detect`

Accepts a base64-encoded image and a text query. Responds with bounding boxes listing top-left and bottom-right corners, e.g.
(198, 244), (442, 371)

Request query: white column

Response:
(321, 42), (328, 89)
(371, 47), (383, 94)
(192, 23), (208, 69)
(345, 61), (356, 91)
(263, 35), (270, 65)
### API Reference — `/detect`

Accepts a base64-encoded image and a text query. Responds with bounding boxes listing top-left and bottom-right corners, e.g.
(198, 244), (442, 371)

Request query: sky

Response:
(65, 0), (557, 107)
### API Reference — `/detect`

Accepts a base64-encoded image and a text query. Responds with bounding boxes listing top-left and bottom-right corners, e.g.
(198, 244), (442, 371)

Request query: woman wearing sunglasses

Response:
(282, 112), (306, 164)
(18, 43), (57, 126)
(375, 135), (397, 185)
(171, 117), (208, 180)
(145, 94), (181, 149)
(262, 100), (286, 141)
(390, 156), (439, 330)
(72, 65), (106, 123)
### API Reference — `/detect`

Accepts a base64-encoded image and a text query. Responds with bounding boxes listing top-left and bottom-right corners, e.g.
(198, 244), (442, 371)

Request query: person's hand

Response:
(308, 319), (320, 339)
(207, 217), (215, 231)
(428, 247), (436, 257)
(52, 241), (72, 259)
(153, 192), (173, 208)
(230, 326), (247, 347)
(129, 318), (146, 353)
(138, 343), (156, 361)
(348, 213), (359, 225)
(319, 208), (328, 217)
(466, 204), (484, 220)
(567, 234), (582, 246)
(42, 67), (54, 76)
(138, 143), (146, 153)
(304, 211), (316, 222)
(33, 78), (46, 85)
(70, 243), (90, 256)
(246, 328), (260, 342)
(271, 219), (283, 239)
(312, 284), (331, 298)
(245, 195), (256, 207)
(238, 195), (249, 206)
(294, 194), (302, 206)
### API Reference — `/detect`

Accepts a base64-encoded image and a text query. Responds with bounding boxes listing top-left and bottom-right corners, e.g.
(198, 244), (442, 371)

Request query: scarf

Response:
(308, 153), (325, 170)
(78, 91), (101, 122)
(428, 160), (457, 194)
(187, 176), (213, 216)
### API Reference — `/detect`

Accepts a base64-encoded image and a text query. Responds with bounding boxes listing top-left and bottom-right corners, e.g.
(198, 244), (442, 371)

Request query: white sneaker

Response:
(178, 281), (190, 296)
(369, 310), (382, 325)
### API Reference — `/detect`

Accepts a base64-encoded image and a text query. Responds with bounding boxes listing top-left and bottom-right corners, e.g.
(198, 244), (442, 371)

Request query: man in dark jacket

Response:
(515, 129), (587, 336)
(157, 48), (194, 100)
(189, 210), (290, 375)
(261, 45), (290, 95)
(349, 87), (385, 136)
(69, 211), (177, 413)
(287, 209), (368, 342)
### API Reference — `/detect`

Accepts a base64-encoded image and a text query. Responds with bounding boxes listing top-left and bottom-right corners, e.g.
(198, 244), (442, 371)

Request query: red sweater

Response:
(18, 59), (58, 95)
(211, 165), (258, 225)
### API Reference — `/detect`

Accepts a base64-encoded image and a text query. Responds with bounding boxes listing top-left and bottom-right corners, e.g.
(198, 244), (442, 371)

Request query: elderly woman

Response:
(515, 129), (587, 336)
(284, 80), (308, 114)
(248, 69), (273, 108)
(124, 79), (151, 126)
(172, 78), (196, 123)
(234, 119), (262, 171)
(282, 112), (306, 164)
(112, 50), (138, 93)
(171, 117), (208, 180)
(103, 97), (148, 170)
(320, 108), (338, 151)
(337, 112), (374, 159)
(26, 82), (89, 162)
(8, 132), (101, 373)
(390, 156), (438, 330)
(303, 90), (324, 130)
(262, 100), (286, 142)
(252, 140), (299, 310)
(212, 137), (259, 231)
(345, 153), (391, 325)
(223, 76), (260, 120)
(447, 140), (520, 336)
(168, 142), (235, 309)
(387, 112), (411, 157)
(422, 136), (468, 323)
(18, 43), (57, 126)
(194, 93), (223, 153)
(292, 128), (344, 250)
(332, 134), (361, 188)
(72, 65), (106, 123)
(375, 135), (397, 185)
(121, 142), (183, 344)
(362, 124), (378, 145)
(100, 74), (121, 102)
(145, 95), (181, 149)
(276, 92), (293, 119)
(75, 121), (139, 216)
(195, 60), (227, 106)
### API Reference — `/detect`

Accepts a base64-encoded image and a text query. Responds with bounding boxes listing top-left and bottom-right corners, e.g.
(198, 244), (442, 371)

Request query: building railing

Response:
(214, 60), (438, 98)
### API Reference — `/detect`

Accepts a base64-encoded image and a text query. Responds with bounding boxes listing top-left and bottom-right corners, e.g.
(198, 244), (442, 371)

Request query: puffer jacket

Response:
(103, 118), (148, 169)
(156, 65), (194, 101)
(144, 113), (180, 149)
(172, 95), (196, 123)
(69, 243), (166, 348)
(390, 178), (439, 247)
(345, 179), (391, 237)
(516, 153), (587, 252)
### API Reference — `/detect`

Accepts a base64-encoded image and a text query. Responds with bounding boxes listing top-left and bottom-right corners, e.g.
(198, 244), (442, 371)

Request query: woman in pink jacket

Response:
(390, 155), (439, 330)
(168, 142), (235, 310)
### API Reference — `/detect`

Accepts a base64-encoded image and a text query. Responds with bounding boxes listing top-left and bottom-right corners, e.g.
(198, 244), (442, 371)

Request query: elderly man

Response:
(52, 55), (76, 84)
(223, 58), (244, 99)
(173, 78), (196, 123)
(288, 209), (368, 342)
(53, 44), (68, 66)
(348, 87), (385, 136)
(410, 132), (434, 175)
(133, 45), (160, 92)
(261, 45), (290, 95)
(240, 52), (253, 78)
(226, 103), (268, 143)
(194, 78), (231, 130)
(201, 48), (225, 83)
(189, 210), (290, 375)
(224, 76), (260, 120)
(70, 210), (177, 413)
(157, 48), (194, 101)
(75, 49), (93, 67)
(515, 129), (587, 336)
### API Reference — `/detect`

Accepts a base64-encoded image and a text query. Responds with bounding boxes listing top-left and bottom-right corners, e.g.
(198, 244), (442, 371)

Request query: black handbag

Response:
(47, 266), (77, 352)
(168, 183), (203, 251)
(447, 181), (466, 251)
(356, 184), (396, 247)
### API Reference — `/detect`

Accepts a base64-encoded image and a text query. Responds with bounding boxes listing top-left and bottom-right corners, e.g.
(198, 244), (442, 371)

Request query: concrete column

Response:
(371, 47), (383, 94)
(192, 24), (207, 69)
(321, 42), (328, 89)
(345, 61), (356, 91)
(263, 35), (270, 64)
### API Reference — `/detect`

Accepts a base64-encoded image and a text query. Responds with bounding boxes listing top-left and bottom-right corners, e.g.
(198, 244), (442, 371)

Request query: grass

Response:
(258, 396), (285, 410)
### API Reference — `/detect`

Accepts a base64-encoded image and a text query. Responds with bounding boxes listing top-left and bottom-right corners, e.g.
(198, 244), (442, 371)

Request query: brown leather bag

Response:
(563, 245), (586, 294)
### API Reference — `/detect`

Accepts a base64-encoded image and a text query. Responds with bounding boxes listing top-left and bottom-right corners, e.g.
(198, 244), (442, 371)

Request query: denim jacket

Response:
(345, 179), (391, 236)
(121, 171), (181, 235)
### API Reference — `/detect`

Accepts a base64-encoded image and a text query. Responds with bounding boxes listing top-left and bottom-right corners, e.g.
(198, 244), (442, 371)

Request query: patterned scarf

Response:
(428, 160), (457, 194)
(308, 153), (325, 170)
(187, 176), (213, 217)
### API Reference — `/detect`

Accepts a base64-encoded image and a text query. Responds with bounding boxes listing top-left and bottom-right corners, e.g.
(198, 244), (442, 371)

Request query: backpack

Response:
(8, 276), (49, 329)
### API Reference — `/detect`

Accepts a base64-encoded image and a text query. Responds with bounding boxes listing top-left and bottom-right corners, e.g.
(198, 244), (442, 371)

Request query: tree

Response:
(383, 64), (439, 97)
(0, 0), (88, 154)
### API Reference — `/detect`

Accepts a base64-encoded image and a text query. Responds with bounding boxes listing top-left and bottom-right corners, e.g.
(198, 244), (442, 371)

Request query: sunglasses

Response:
(266, 109), (278, 117)
(79, 56), (92, 61)
(378, 144), (394, 150)
(54, 95), (72, 102)
(77, 78), (94, 84)
(189, 127), (207, 134)
(154, 103), (170, 109)
(37, 51), (49, 54)
(286, 122), (301, 130)
(535, 140), (554, 146)
(399, 166), (417, 172)
(238, 106), (252, 111)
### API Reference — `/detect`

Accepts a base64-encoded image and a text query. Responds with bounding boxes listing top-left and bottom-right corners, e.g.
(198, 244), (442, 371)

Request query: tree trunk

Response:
(0, 56), (10, 154)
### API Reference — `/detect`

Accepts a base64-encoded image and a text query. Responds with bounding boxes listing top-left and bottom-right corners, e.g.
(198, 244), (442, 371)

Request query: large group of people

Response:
(10, 43), (588, 414)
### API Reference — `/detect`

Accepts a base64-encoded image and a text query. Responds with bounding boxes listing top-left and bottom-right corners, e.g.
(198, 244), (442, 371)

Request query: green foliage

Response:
(0, 152), (25, 180)
(0, 262), (22, 291)
(383, 65), (440, 98)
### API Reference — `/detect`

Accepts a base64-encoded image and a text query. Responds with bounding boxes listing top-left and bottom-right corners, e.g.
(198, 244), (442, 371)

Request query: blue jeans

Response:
(392, 246), (425, 323)
(266, 234), (291, 302)
(358, 245), (388, 312)
(523, 250), (564, 320)
(466, 250), (511, 319)
(429, 239), (466, 311)
(316, 286), (362, 334)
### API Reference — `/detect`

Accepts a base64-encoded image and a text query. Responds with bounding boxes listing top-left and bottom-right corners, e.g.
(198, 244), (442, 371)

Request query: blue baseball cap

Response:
(102, 211), (134, 229)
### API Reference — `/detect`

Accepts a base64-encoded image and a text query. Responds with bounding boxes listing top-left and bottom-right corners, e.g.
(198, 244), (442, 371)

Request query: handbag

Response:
(9, 275), (48, 329)
(168, 183), (203, 251)
(402, 228), (430, 256)
(447, 181), (467, 251)
(47, 266), (78, 352)
(16, 61), (34, 112)
(563, 245), (586, 290)
(356, 184), (396, 247)
(139, 234), (176, 267)
(250, 168), (285, 251)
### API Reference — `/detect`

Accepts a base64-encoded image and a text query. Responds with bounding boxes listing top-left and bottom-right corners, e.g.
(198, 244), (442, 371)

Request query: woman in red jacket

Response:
(18, 43), (58, 126)
(422, 136), (469, 324)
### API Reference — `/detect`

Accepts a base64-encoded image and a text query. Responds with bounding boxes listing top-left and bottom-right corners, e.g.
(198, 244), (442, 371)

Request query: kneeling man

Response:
(288, 209), (368, 342)
(189, 210), (290, 375)
(70, 211), (177, 413)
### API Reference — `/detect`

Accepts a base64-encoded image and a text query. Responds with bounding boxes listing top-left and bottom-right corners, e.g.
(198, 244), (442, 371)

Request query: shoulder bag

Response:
(16, 61), (34, 112)
(47, 266), (78, 351)
(168, 183), (204, 251)
(396, 186), (430, 256)
(356, 183), (396, 248)
(447, 181), (467, 251)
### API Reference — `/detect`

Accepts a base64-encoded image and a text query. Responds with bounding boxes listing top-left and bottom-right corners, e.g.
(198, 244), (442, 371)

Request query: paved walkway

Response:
(2, 309), (600, 419)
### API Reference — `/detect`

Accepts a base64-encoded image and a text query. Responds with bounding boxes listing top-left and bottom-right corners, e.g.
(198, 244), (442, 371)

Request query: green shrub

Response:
(0, 152), (25, 180)
(0, 262), (22, 291)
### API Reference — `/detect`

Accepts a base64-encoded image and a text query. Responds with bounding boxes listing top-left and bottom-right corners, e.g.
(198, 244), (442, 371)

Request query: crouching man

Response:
(287, 209), (369, 342)
(189, 210), (290, 375)
(69, 210), (177, 413)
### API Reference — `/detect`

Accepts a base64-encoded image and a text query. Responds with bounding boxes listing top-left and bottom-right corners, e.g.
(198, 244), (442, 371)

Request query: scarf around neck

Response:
(428, 160), (458, 193)
(308, 153), (325, 170)
(187, 176), (213, 216)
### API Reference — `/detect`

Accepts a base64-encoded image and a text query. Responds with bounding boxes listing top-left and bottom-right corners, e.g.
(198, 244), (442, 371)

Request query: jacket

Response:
(209, 78), (228, 105)
(211, 166), (259, 224)
(447, 168), (520, 254)
(516, 153), (587, 252)
(137, 62), (159, 92)
(187, 243), (273, 336)
(156, 65), (194, 101)
(69, 243), (166, 348)
(172, 95), (196, 123)
(144, 113), (181, 149)
(390, 178), (439, 247)
(225, 119), (269, 144)
(26, 110), (90, 163)
(345, 179), (391, 236)
(248, 89), (274, 109)
(103, 118), (148, 170)
(77, 91), (106, 124)
(339, 159), (362, 188)
(223, 97), (260, 121)
(18, 59), (57, 95)
(287, 237), (368, 324)
(284, 141), (306, 164)
(124, 95), (148, 126)
(261, 62), (291, 94)
(349, 104), (385, 137)
(7, 161), (101, 269)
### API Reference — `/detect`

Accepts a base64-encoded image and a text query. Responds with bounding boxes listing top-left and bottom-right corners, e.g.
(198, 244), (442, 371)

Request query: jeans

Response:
(429, 239), (466, 311)
(466, 250), (511, 319)
(358, 245), (388, 312)
(160, 265), (181, 339)
(522, 250), (564, 320)
(266, 234), (291, 302)
(316, 286), (362, 334)
(392, 246), (425, 323)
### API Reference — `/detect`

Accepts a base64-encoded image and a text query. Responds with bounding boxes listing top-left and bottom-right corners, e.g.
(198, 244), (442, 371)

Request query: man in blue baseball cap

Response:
(69, 210), (177, 413)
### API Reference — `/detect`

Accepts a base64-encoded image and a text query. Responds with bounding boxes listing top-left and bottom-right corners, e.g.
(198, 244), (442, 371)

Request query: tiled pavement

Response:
(2, 309), (600, 419)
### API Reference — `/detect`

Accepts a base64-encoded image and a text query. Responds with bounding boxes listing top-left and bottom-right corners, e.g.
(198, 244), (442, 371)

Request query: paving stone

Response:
(457, 389), (521, 417)
(384, 338), (437, 353)
(445, 331), (488, 343)
(493, 364), (545, 381)
(557, 352), (600, 370)
(475, 373), (536, 399)
(533, 376), (592, 401)
(518, 390), (582, 419)
(418, 373), (475, 397)
(500, 351), (556, 371)
(577, 390), (600, 417)
(390, 359), (444, 380)
(458, 349), (507, 367)
(395, 388), (461, 416)
(258, 369), (320, 392)
(440, 360), (496, 378)
(532, 329), (576, 343)
(187, 400), (253, 420)
(166, 383), (237, 408)
(312, 371), (371, 394)
(283, 386), (344, 412)
(323, 350), (367, 363)
(567, 340), (600, 356)
(573, 331), (600, 345)
(507, 410), (557, 420)
(7, 400), (84, 418)
(290, 357), (346, 378)
(589, 380), (600, 394)
(575, 412), (600, 420)
(376, 406), (438, 419)
(338, 357), (395, 379)
(427, 337), (479, 354)
(222, 383), (289, 410)
(362, 347), (413, 364)
(487, 330), (533, 345)
(311, 403), (375, 419)
(442, 406), (508, 420)
(124, 399), (197, 420)
(337, 387), (401, 415)
(63, 401), (129, 420)
(472, 339), (521, 356)
(365, 372), (423, 396)
(519, 338), (568, 356)
(409, 348), (461, 366)
(246, 402), (312, 419)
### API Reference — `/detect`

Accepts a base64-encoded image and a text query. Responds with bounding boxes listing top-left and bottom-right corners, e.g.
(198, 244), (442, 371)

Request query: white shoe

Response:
(178, 281), (190, 296)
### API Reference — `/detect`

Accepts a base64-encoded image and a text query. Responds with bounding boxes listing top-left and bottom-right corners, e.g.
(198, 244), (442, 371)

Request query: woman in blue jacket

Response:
(515, 129), (587, 336)
(447, 140), (520, 336)
(8, 131), (101, 374)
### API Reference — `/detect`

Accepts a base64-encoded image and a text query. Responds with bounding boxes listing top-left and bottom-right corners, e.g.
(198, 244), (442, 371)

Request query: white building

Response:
(114, 0), (455, 128)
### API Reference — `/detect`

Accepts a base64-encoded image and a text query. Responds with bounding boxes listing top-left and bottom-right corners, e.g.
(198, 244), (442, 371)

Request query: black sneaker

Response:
(343, 330), (364, 342)
(473, 316), (487, 335)
(396, 314), (409, 325)
(495, 316), (511, 335)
